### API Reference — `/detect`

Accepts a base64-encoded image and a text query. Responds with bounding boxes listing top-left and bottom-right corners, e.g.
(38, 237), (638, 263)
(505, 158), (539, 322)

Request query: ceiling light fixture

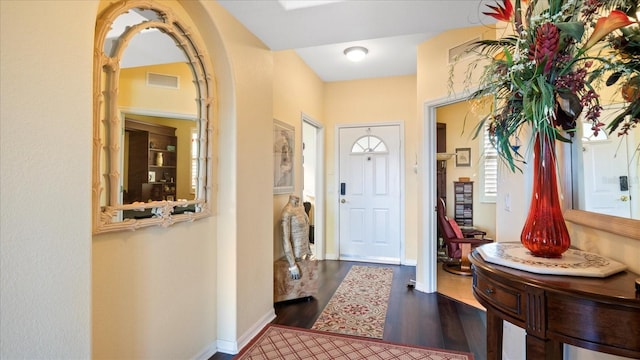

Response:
(344, 46), (368, 62)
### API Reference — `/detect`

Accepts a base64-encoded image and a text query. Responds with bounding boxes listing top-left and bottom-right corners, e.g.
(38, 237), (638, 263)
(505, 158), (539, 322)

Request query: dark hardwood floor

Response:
(210, 260), (486, 360)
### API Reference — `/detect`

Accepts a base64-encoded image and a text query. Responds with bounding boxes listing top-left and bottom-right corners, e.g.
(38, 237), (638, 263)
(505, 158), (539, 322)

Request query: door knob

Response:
(340, 199), (346, 203)
(620, 195), (629, 202)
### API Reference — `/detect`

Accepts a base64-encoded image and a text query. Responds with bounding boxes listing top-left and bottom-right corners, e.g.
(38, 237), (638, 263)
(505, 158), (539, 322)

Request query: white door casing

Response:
(581, 124), (632, 218)
(301, 113), (325, 260)
(337, 124), (402, 264)
(420, 94), (470, 293)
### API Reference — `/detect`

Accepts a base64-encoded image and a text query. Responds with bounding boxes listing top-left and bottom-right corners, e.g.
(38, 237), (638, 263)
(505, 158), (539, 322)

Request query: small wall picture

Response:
(273, 119), (294, 194)
(148, 171), (156, 182)
(455, 148), (471, 167)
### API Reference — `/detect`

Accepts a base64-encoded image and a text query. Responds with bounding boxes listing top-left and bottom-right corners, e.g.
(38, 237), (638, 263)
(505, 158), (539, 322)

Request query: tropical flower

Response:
(483, 0), (515, 22)
(460, 0), (634, 171)
(605, 7), (640, 136)
(585, 10), (635, 49)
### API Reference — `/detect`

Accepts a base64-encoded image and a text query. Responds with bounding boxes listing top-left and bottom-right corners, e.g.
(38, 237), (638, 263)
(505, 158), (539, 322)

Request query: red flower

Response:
(591, 121), (606, 137)
(531, 23), (560, 74)
(483, 0), (513, 22)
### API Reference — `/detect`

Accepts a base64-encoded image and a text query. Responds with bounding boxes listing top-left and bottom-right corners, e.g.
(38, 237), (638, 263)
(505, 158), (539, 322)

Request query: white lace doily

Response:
(477, 242), (627, 277)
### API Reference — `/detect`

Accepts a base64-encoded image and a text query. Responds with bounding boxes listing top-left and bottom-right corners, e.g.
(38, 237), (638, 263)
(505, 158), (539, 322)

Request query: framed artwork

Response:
(148, 171), (156, 182)
(455, 147), (471, 167)
(273, 119), (294, 194)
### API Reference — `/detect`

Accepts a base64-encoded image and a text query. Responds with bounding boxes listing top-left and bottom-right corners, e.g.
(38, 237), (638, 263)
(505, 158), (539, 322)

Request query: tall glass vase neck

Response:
(520, 134), (571, 258)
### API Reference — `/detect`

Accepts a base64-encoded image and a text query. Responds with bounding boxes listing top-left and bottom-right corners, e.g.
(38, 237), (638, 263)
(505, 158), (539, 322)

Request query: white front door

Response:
(338, 125), (401, 264)
(581, 105), (633, 218)
(582, 129), (632, 218)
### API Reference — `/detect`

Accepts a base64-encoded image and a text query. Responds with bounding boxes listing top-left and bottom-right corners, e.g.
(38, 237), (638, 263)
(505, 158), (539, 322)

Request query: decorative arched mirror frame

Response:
(93, 0), (214, 234)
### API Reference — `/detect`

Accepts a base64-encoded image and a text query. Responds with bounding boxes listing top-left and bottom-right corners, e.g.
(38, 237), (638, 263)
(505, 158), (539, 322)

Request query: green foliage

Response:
(454, 0), (637, 172)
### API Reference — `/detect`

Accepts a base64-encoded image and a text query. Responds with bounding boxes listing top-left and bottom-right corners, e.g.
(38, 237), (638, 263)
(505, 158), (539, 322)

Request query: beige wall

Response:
(119, 62), (197, 115)
(197, 0), (276, 348)
(272, 50), (325, 260)
(169, 0), (276, 351)
(1, 0), (275, 358)
(324, 76), (419, 262)
(418, 26), (494, 101)
(93, 223), (217, 358)
(0, 1), (96, 357)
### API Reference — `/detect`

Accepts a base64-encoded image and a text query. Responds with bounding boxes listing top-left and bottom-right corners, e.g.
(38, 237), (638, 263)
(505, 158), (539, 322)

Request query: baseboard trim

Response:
(403, 259), (417, 266)
(192, 341), (218, 360)
(216, 308), (276, 355)
(338, 255), (400, 265)
(325, 255), (414, 265)
(414, 281), (436, 293)
(215, 338), (238, 357)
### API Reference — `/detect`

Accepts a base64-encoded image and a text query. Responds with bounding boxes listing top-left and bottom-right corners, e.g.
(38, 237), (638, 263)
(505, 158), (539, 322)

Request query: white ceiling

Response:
(217, 0), (495, 82)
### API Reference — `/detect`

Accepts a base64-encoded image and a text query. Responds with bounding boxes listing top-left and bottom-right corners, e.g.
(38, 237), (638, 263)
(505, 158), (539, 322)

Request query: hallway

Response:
(211, 260), (486, 360)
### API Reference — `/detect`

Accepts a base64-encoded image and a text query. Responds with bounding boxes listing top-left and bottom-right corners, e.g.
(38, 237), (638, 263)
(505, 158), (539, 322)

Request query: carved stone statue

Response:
(281, 195), (314, 279)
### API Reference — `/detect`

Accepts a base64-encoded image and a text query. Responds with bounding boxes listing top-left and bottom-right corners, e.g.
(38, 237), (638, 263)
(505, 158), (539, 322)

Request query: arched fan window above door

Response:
(351, 135), (388, 154)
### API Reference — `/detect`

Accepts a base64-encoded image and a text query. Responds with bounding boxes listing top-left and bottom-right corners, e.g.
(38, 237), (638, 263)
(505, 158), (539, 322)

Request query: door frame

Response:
(334, 121), (406, 264)
(420, 94), (470, 293)
(301, 113), (326, 260)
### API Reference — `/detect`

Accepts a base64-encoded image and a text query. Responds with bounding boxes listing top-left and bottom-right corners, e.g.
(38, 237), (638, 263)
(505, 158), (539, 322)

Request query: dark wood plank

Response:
(384, 265), (446, 349)
(437, 293), (472, 352)
(456, 296), (488, 359)
(210, 260), (486, 360)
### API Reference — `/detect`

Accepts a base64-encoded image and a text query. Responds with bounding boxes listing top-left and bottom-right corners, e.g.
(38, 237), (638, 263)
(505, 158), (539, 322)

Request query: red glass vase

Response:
(520, 134), (571, 258)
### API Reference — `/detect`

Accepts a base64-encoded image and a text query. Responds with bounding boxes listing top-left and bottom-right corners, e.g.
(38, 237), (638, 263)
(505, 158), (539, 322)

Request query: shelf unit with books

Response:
(453, 181), (473, 227)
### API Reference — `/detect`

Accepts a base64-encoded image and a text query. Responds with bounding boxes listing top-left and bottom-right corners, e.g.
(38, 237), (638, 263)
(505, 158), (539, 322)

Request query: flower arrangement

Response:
(465, 0), (635, 171)
(605, 5), (640, 136)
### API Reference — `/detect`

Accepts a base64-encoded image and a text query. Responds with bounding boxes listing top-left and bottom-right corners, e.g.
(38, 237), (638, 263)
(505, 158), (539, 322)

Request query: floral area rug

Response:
(311, 265), (394, 338)
(234, 324), (474, 360)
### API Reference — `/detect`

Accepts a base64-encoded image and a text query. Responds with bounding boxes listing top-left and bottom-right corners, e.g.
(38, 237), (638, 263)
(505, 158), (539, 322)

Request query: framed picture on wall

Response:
(273, 119), (295, 194)
(455, 147), (471, 167)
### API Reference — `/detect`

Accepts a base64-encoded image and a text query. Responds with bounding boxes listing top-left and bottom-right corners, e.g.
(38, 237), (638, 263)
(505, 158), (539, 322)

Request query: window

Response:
(351, 135), (388, 153)
(480, 124), (497, 203)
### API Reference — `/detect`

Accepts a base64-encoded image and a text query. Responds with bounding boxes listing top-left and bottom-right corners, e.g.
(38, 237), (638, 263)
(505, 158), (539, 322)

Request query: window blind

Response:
(481, 124), (498, 202)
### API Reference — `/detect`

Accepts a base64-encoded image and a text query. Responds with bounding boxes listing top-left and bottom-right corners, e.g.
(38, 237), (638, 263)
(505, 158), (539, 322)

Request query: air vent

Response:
(146, 72), (180, 89)
(448, 37), (480, 64)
